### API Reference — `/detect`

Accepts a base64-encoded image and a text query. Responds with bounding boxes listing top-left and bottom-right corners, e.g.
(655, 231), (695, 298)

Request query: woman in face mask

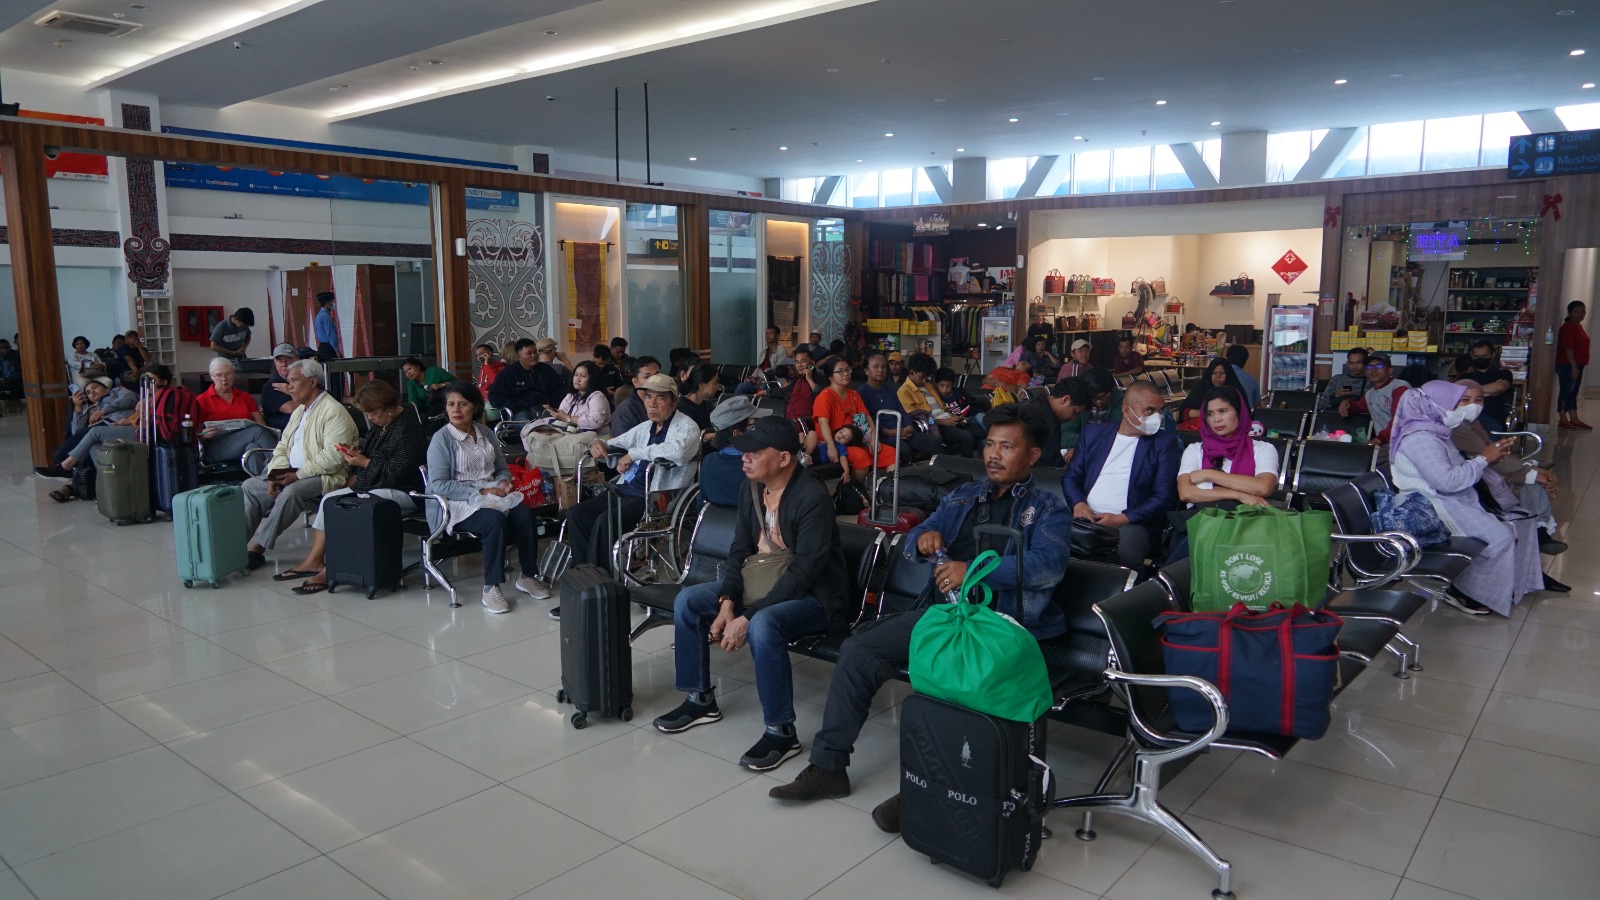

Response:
(1390, 380), (1556, 616)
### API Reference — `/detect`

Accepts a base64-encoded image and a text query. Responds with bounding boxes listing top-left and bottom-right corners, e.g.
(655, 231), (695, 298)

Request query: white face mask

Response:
(1460, 402), (1483, 423)
(1128, 409), (1162, 436)
(1442, 403), (1482, 428)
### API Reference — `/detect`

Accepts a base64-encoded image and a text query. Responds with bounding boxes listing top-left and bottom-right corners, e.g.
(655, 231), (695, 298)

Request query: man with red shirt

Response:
(1558, 300), (1591, 431)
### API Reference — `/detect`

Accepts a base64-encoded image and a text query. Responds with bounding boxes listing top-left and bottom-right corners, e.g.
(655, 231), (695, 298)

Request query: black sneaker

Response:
(739, 730), (801, 772)
(547, 606), (561, 621)
(871, 794), (901, 834)
(1543, 573), (1572, 594)
(1539, 528), (1569, 555)
(33, 465), (68, 479)
(652, 696), (722, 734)
(769, 764), (851, 801)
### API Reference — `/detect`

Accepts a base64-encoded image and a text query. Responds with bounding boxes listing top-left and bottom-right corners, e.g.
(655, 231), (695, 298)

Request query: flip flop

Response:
(272, 569), (321, 582)
(48, 489), (73, 503)
(291, 581), (329, 596)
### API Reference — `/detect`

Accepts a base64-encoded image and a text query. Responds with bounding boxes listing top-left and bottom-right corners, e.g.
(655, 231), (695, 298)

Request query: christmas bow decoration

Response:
(1541, 193), (1563, 222)
(1323, 205), (1342, 228)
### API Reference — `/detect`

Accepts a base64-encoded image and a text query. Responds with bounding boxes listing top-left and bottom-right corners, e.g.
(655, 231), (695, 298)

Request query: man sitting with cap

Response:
(1057, 338), (1094, 380)
(489, 337), (567, 422)
(700, 394), (773, 507)
(653, 417), (848, 773)
(554, 372), (701, 618)
(261, 344), (302, 431)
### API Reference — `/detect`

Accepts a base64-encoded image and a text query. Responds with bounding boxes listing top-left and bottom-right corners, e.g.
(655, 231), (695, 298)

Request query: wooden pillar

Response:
(434, 174), (473, 378)
(843, 218), (868, 301)
(1012, 211), (1031, 350)
(681, 203), (711, 348)
(1, 137), (69, 464)
(1315, 191), (1346, 379)
(1531, 172), (1600, 424)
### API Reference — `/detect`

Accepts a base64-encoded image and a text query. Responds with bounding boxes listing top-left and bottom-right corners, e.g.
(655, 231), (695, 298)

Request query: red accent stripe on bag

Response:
(1217, 616), (1232, 704)
(1279, 612), (1295, 734)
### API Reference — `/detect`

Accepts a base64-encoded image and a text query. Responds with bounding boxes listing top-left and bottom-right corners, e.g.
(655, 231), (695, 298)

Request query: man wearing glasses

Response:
(767, 403), (1070, 831)
(1338, 353), (1409, 443)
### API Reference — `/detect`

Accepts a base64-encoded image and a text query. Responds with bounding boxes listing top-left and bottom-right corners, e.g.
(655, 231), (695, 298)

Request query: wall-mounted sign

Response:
(646, 238), (679, 257)
(1409, 228), (1467, 260)
(1272, 250), (1309, 284)
(913, 209), (950, 236)
(1508, 130), (1600, 179)
(0, 111), (109, 180)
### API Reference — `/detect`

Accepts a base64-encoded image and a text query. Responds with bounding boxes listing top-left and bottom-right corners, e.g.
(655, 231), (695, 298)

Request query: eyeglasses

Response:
(1365, 363), (1387, 370)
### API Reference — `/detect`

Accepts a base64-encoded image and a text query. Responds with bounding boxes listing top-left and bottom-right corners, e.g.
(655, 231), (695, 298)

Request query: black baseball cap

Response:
(731, 416), (800, 454)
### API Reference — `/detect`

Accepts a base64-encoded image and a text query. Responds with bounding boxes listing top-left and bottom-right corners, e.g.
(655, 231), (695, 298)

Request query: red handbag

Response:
(1044, 269), (1067, 294)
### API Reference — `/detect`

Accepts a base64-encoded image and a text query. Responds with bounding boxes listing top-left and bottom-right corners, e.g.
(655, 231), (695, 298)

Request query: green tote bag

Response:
(908, 551), (1054, 723)
(1189, 505), (1334, 612)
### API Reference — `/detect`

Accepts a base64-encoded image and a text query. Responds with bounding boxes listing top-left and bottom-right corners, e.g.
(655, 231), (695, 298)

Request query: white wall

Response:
(0, 265), (123, 359)
(167, 268), (280, 375)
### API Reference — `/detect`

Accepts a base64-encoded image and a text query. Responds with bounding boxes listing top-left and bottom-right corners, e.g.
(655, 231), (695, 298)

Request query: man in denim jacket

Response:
(769, 402), (1071, 829)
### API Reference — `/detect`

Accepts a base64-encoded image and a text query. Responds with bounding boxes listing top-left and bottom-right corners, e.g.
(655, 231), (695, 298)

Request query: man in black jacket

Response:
(488, 338), (565, 420)
(653, 417), (847, 773)
(1026, 375), (1090, 465)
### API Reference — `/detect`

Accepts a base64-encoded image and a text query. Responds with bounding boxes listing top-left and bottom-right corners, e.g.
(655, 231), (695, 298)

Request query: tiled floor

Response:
(1, 414), (1599, 900)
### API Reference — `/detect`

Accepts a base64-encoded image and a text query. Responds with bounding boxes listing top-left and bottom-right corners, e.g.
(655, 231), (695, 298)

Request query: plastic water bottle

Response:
(933, 549), (963, 604)
(1545, 327), (1555, 345)
(180, 414), (194, 445)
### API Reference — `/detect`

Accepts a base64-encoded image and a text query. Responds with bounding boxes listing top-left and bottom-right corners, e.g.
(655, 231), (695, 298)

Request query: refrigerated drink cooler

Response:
(1264, 305), (1316, 392)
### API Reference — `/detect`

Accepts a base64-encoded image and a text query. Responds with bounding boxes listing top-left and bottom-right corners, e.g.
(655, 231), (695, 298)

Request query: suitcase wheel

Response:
(210, 582), (221, 590)
(367, 589), (378, 599)
(986, 874), (1005, 888)
(183, 580), (194, 589)
(620, 706), (633, 722)
(570, 712), (587, 729)
(555, 688), (567, 703)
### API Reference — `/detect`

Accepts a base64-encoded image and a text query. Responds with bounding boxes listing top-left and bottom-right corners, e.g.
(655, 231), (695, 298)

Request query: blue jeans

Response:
(1557, 363), (1584, 413)
(672, 580), (830, 726)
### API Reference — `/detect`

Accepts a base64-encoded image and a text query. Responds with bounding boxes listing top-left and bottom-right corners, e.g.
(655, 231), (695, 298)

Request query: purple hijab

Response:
(1199, 387), (1257, 476)
(1391, 380), (1467, 459)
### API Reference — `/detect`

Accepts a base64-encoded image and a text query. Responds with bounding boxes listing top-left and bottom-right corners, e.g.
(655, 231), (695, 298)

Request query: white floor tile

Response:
(1404, 606), (1525, 652)
(239, 738), (494, 851)
(1445, 739), (1600, 837)
(169, 698), (397, 791)
(215, 857), (384, 900)
(1473, 691), (1600, 766)
(1331, 667), (1492, 736)
(1392, 880), (1476, 900)
(0, 705), (155, 791)
(657, 682), (823, 768)
(458, 631), (563, 690)
(262, 633), (445, 695)
(410, 692), (624, 781)
(108, 666), (321, 743)
(1106, 816), (1401, 900)
(812, 840), (1100, 899)
(0, 594), (147, 640)
(0, 636), (48, 684)
(327, 592), (464, 633)
(1522, 595), (1600, 633)
(159, 593), (321, 637)
(0, 671), (99, 728)
(389, 606), (556, 658)
(1494, 652), (1600, 711)
(517, 844), (739, 900)
(631, 778), (895, 900)
(328, 661), (532, 734)
(329, 786), (616, 900)
(0, 869), (29, 900)
(58, 638), (253, 703)
(1405, 638), (1508, 690)
(12, 795), (317, 900)
(0, 746), (227, 865)
(510, 728), (757, 841)
(1286, 708), (1468, 796)
(1509, 620), (1600, 668)
(16, 614), (196, 669)
(206, 611), (379, 664)
(1406, 799), (1600, 900)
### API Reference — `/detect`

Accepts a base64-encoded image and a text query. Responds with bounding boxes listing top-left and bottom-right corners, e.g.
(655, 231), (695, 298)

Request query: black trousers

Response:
(317, 343), (342, 400)
(1115, 522), (1159, 569)
(458, 505), (540, 585)
(810, 608), (929, 771)
(564, 492), (647, 569)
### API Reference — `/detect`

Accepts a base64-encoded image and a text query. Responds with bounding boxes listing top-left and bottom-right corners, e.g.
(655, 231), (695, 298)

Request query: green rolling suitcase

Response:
(93, 440), (152, 525)
(174, 485), (250, 589)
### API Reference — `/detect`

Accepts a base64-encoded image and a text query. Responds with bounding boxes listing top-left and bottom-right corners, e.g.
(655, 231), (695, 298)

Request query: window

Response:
(914, 167), (946, 205)
(1557, 102), (1600, 130)
(881, 168), (913, 206)
(1333, 127), (1370, 178)
(848, 171), (879, 208)
(1152, 145), (1193, 189)
(781, 177), (817, 203)
(1267, 131), (1314, 182)
(1479, 112), (1528, 167)
(989, 156), (1030, 199)
(1423, 115), (1483, 171)
(1073, 150), (1110, 194)
(1112, 146), (1152, 192)
(1367, 120), (1424, 175)
(1198, 139), (1221, 181)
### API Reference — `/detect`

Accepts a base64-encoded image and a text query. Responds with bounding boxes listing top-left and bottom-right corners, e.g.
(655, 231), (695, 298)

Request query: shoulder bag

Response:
(740, 482), (793, 602)
(1070, 517), (1121, 559)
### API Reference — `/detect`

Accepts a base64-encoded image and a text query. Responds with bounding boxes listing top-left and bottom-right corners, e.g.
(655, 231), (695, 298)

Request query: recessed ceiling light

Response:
(1586, 83), (1597, 89)
(1008, 117), (1019, 122)
(856, 159), (863, 163)
(1155, 99), (1167, 105)
(1211, 121), (1222, 126)
(1390, 73), (1404, 78)
(428, 59), (443, 65)
(779, 146), (788, 150)
(1334, 79), (1347, 85)
(129, 3), (145, 8)
(1558, 9), (1575, 15)
(1073, 135), (1084, 140)
(956, 148), (965, 152)
(688, 157), (697, 161)
(977, 223), (988, 227)
(826, 68), (839, 73)
(884, 133), (894, 137)
(934, 98), (946, 102)
(1573, 49), (1587, 56)
(1091, 75), (1106, 81)
(880, 58), (894, 63)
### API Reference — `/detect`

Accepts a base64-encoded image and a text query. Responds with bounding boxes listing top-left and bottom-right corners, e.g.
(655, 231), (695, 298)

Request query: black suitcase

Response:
(899, 693), (1052, 888)
(554, 563), (632, 729)
(153, 442), (200, 518)
(324, 494), (406, 599)
(71, 460), (97, 502)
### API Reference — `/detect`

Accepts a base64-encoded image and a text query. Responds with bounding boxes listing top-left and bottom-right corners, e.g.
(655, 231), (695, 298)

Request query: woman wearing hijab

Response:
(1167, 386), (1280, 561)
(1390, 380), (1552, 616)
(1177, 357), (1244, 425)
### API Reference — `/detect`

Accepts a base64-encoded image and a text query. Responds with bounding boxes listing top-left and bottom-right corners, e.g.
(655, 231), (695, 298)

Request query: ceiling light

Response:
(880, 58), (894, 63)
(543, 30), (558, 35)
(956, 148), (965, 152)
(1390, 73), (1404, 78)
(1155, 99), (1167, 105)
(1008, 117), (1019, 122)
(1586, 83), (1597, 89)
(688, 156), (697, 161)
(429, 59), (443, 65)
(856, 159), (863, 162)
(1092, 76), (1105, 81)
(1210, 121), (1222, 126)
(1573, 49), (1587, 56)
(129, 3), (145, 8)
(1558, 9), (1575, 14)
(1334, 79), (1347, 84)
(826, 67), (839, 73)
(884, 133), (894, 137)
(977, 223), (988, 227)
(934, 98), (946, 102)
(778, 146), (788, 150)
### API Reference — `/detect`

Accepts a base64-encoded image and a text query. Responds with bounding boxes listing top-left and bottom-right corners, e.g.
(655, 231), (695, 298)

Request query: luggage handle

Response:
(868, 408), (902, 522)
(973, 524), (1024, 589)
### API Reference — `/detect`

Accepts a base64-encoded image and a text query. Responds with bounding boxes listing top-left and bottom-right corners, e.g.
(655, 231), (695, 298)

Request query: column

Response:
(1, 136), (69, 463)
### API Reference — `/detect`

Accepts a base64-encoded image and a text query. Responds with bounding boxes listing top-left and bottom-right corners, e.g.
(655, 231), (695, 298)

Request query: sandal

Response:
(48, 488), (74, 503)
(272, 569), (322, 582)
(291, 581), (330, 596)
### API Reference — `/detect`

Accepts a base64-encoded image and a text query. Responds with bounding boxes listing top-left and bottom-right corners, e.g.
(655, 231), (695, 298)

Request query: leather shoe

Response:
(1543, 572), (1572, 593)
(1538, 528), (1569, 555)
(871, 794), (901, 834)
(246, 551), (267, 571)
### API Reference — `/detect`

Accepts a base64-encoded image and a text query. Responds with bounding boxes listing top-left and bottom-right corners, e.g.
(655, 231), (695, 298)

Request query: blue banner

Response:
(160, 126), (520, 210)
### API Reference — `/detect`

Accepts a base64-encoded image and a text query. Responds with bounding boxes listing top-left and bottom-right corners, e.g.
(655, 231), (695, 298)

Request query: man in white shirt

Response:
(1062, 382), (1182, 569)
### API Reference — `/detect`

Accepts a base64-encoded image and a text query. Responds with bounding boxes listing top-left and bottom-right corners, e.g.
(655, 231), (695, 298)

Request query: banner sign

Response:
(913, 209), (951, 236)
(0, 111), (110, 181)
(1508, 130), (1600, 179)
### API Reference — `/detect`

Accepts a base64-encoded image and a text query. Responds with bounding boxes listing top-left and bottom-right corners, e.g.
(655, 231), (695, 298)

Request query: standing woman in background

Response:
(1557, 300), (1590, 430)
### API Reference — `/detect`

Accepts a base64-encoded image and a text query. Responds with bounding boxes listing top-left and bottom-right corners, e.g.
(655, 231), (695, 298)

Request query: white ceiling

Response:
(1, 0), (1597, 180)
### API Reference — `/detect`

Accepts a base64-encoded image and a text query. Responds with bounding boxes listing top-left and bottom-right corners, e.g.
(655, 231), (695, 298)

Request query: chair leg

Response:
(421, 542), (457, 608)
(1381, 641), (1412, 679)
(628, 606), (673, 643)
(1066, 737), (1137, 840)
(1392, 632), (1423, 671)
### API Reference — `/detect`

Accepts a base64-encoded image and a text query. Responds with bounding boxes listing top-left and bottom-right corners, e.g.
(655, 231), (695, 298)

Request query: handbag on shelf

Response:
(1044, 269), (1067, 294)
(1156, 602), (1343, 739)
(1064, 315), (1080, 331)
(1165, 297), (1184, 314)
(1069, 517), (1121, 559)
(1092, 277), (1117, 294)
(1229, 272), (1255, 295)
(1152, 276), (1167, 295)
(1122, 313), (1138, 330)
(1211, 280), (1235, 296)
(1083, 313), (1100, 330)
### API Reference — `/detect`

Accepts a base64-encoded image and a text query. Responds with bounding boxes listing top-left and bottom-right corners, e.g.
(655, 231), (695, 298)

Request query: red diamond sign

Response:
(1273, 250), (1309, 284)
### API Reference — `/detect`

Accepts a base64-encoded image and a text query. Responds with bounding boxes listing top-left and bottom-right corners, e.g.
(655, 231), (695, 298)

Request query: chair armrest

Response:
(1104, 668), (1230, 765)
(1491, 430), (1543, 462)
(1329, 531), (1419, 589)
(240, 447), (273, 475)
(407, 491), (451, 542)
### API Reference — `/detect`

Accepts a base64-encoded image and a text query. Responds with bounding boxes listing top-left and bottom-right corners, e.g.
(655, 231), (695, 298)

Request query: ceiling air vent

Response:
(34, 10), (143, 39)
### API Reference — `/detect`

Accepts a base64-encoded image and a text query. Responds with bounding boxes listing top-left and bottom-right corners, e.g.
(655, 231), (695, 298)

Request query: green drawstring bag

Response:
(908, 550), (1054, 723)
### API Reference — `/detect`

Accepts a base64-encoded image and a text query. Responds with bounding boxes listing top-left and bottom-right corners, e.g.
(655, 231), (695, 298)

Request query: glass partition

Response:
(709, 210), (758, 363)
(465, 188), (547, 369)
(624, 202), (685, 362)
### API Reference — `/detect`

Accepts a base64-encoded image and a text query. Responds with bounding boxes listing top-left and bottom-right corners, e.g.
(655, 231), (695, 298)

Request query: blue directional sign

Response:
(1508, 130), (1600, 179)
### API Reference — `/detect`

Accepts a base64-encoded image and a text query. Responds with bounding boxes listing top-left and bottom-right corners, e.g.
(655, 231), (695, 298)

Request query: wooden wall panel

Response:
(433, 175), (472, 377)
(680, 204), (711, 349)
(1, 138), (68, 463)
(1531, 173), (1600, 423)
